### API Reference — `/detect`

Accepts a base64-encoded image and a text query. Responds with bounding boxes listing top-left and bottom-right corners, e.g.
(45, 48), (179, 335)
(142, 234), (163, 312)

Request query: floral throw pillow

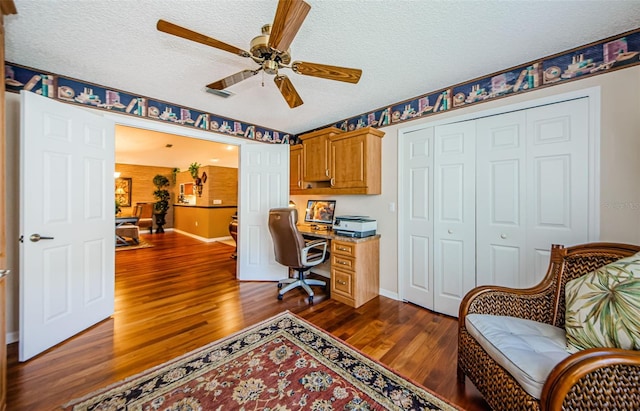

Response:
(565, 252), (640, 353)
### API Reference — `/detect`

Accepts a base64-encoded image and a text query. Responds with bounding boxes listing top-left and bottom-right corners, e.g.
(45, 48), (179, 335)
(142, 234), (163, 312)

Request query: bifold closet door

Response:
(400, 127), (434, 309)
(476, 98), (590, 288)
(524, 98), (589, 284)
(476, 111), (527, 288)
(433, 121), (476, 317)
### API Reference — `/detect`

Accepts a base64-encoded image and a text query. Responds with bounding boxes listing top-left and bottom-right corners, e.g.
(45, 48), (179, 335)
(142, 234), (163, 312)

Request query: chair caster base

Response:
(277, 294), (283, 300)
(308, 296), (314, 304)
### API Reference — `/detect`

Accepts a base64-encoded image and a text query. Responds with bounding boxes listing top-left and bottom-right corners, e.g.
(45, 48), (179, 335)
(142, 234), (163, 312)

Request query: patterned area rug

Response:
(115, 239), (154, 252)
(62, 311), (459, 410)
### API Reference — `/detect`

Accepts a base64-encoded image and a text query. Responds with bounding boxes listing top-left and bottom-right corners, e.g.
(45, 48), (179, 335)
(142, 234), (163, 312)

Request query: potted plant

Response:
(115, 198), (122, 215)
(152, 174), (171, 233)
(188, 162), (201, 181)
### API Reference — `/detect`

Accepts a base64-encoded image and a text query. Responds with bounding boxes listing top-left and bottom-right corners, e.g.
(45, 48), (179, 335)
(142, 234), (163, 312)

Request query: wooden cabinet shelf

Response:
(291, 126), (385, 195)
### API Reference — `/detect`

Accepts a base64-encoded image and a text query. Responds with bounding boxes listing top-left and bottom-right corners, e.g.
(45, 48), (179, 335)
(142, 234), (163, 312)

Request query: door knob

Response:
(30, 234), (55, 242)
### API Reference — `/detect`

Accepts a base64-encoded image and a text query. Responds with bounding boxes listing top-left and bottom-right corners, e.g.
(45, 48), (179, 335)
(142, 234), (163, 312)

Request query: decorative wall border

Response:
(6, 27), (639, 144)
(302, 27), (640, 138)
(4, 62), (293, 144)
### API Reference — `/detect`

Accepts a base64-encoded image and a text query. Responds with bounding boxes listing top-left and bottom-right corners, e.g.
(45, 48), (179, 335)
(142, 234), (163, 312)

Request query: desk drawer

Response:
(332, 240), (355, 257)
(332, 254), (354, 270)
(331, 268), (354, 298)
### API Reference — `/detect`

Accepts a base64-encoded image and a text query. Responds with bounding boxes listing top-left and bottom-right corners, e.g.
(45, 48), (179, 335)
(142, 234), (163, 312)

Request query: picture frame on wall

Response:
(115, 177), (132, 207)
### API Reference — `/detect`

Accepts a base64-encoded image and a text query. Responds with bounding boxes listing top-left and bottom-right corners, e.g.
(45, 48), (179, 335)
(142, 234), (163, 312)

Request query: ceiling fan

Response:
(156, 0), (362, 108)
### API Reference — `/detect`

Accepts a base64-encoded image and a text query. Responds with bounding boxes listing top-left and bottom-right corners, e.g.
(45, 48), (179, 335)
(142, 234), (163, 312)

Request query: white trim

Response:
(397, 86), (601, 302)
(379, 288), (399, 301)
(172, 229), (231, 243)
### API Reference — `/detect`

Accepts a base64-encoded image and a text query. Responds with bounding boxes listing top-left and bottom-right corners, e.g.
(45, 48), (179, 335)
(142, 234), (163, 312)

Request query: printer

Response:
(333, 216), (377, 238)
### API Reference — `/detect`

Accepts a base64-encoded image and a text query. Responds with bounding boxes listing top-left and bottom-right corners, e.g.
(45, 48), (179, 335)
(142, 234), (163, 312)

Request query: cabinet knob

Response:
(337, 247), (348, 251)
(337, 280), (347, 285)
(330, 178), (335, 186)
(448, 229), (453, 234)
(298, 180), (302, 188)
(500, 233), (507, 239)
(325, 169), (330, 177)
(338, 260), (348, 265)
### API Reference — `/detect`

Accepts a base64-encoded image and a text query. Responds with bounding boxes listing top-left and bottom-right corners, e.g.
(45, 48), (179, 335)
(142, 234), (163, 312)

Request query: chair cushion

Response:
(565, 251), (640, 353)
(466, 314), (569, 399)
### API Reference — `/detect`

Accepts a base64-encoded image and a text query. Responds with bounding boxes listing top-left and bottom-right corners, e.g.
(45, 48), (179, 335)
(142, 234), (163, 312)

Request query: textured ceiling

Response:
(6, 0), (640, 135)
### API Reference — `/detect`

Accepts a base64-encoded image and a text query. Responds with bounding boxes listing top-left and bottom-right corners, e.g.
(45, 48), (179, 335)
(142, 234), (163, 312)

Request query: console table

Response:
(297, 225), (380, 308)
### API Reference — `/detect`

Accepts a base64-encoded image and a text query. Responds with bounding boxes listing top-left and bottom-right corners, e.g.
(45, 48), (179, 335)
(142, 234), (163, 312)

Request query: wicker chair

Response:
(458, 242), (640, 411)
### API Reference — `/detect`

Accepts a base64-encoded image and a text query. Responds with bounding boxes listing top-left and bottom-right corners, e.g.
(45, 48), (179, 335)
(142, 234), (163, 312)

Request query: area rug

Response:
(115, 240), (154, 252)
(62, 311), (460, 410)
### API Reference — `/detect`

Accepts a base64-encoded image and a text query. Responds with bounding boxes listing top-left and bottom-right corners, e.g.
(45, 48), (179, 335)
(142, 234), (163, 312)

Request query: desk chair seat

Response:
(268, 208), (328, 303)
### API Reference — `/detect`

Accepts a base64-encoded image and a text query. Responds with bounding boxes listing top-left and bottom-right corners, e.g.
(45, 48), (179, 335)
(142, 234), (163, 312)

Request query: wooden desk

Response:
(297, 225), (380, 308)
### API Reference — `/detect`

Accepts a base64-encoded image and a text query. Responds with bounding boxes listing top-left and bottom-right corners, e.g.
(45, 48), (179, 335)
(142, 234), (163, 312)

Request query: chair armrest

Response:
(541, 348), (640, 410)
(301, 240), (328, 266)
(458, 283), (557, 327)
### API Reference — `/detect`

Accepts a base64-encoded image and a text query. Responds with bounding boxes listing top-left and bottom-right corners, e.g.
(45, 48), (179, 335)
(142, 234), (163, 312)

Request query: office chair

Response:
(268, 207), (328, 303)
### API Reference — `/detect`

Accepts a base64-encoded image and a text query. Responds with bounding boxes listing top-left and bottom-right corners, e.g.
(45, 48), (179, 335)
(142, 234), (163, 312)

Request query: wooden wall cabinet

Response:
(292, 126), (385, 195)
(299, 127), (342, 183)
(330, 127), (385, 193)
(330, 237), (380, 308)
(289, 144), (304, 191)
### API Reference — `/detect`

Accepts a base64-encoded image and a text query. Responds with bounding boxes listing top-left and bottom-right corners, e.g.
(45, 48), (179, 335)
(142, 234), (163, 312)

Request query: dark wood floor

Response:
(6, 231), (490, 410)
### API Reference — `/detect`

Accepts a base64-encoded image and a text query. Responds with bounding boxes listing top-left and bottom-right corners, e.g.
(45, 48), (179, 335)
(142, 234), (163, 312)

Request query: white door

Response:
(238, 142), (289, 281)
(476, 111), (527, 287)
(400, 127), (434, 308)
(19, 91), (115, 361)
(433, 121), (476, 317)
(525, 98), (589, 286)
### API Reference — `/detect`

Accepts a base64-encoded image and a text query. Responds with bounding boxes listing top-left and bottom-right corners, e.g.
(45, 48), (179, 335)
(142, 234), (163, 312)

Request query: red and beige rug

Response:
(62, 311), (460, 410)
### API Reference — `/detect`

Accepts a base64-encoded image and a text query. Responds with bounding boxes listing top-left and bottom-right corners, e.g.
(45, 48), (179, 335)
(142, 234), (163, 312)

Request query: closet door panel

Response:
(526, 98), (589, 287)
(401, 127), (434, 309)
(476, 111), (527, 287)
(434, 121), (475, 317)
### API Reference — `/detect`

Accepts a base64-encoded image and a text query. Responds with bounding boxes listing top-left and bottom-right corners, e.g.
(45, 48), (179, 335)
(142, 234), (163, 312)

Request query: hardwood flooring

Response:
(6, 231), (490, 410)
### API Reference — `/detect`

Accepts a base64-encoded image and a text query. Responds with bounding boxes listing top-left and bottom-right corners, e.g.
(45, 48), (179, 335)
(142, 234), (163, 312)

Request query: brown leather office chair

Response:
(134, 202), (154, 234)
(268, 208), (328, 303)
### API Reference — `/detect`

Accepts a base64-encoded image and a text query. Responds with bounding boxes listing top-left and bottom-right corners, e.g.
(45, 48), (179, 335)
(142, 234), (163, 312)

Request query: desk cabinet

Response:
(330, 237), (379, 308)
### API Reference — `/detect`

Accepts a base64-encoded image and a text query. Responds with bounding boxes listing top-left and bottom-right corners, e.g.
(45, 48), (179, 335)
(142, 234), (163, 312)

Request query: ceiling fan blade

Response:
(292, 61), (362, 84)
(268, 0), (311, 52)
(157, 19), (250, 58)
(274, 75), (303, 108)
(206, 69), (261, 90)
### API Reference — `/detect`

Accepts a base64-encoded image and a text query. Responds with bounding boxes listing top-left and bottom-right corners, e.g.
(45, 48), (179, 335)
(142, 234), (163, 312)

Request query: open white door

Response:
(19, 91), (115, 361)
(238, 141), (289, 281)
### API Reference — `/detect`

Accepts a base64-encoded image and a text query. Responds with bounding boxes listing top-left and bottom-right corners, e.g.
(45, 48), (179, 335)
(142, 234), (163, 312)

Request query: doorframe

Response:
(397, 86), (601, 303)
(101, 111), (280, 279)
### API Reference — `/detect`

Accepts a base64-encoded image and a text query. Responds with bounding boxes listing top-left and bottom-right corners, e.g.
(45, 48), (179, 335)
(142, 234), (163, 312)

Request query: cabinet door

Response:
(330, 133), (366, 188)
(303, 134), (331, 181)
(289, 145), (303, 191)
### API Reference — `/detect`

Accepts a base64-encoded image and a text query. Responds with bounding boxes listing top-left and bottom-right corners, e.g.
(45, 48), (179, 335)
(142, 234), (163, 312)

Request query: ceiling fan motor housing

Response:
(250, 24), (291, 67)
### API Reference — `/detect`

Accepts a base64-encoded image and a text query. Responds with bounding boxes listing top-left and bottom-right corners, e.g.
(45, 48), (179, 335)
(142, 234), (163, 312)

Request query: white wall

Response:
(296, 66), (640, 298)
(5, 66), (640, 339)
